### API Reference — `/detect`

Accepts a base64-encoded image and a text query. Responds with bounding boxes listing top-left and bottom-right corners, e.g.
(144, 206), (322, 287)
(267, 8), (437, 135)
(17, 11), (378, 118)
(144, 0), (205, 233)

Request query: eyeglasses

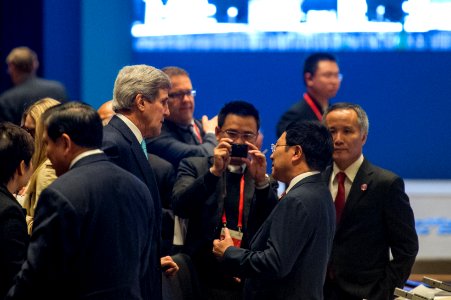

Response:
(221, 130), (257, 142)
(168, 89), (196, 100)
(317, 72), (343, 81)
(271, 143), (290, 153)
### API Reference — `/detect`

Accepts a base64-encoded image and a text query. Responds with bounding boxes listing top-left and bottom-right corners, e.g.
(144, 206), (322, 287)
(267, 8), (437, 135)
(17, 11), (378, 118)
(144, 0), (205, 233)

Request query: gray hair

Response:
(323, 102), (369, 135)
(112, 65), (171, 112)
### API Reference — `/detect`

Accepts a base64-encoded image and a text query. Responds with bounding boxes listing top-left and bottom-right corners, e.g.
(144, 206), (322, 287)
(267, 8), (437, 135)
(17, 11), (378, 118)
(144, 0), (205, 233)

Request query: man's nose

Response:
(334, 132), (343, 143)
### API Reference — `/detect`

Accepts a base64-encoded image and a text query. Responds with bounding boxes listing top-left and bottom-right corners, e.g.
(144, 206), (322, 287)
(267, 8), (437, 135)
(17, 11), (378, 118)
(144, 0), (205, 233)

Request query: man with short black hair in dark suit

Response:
(173, 100), (279, 299)
(276, 52), (341, 137)
(102, 65), (178, 300)
(322, 103), (418, 300)
(0, 122), (33, 299)
(213, 121), (336, 300)
(7, 102), (156, 300)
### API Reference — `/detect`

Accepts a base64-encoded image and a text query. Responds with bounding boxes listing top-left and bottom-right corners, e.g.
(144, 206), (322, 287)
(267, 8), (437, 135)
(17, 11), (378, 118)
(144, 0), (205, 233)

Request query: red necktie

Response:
(335, 172), (346, 223)
(191, 123), (203, 144)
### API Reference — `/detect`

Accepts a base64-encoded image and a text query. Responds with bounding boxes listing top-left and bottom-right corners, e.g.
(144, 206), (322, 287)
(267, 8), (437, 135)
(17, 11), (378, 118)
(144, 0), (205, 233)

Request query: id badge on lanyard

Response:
(220, 175), (245, 248)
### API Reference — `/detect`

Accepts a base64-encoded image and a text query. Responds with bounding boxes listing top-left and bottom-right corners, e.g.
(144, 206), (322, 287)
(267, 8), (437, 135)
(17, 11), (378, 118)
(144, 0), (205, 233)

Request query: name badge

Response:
(220, 227), (243, 248)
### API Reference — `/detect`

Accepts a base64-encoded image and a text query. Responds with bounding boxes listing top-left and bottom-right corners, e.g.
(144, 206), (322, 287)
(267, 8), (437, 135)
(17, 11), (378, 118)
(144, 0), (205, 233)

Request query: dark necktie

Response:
(335, 172), (346, 223)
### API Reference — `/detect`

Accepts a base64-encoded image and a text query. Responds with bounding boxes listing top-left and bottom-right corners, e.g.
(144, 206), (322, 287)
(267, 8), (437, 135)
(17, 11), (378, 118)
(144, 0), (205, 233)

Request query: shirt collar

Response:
(332, 154), (364, 183)
(116, 113), (144, 143)
(285, 171), (320, 194)
(70, 149), (104, 169)
(227, 164), (247, 174)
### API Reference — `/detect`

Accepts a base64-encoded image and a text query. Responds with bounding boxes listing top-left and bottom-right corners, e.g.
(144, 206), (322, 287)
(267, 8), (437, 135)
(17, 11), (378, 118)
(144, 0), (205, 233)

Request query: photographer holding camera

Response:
(172, 101), (278, 299)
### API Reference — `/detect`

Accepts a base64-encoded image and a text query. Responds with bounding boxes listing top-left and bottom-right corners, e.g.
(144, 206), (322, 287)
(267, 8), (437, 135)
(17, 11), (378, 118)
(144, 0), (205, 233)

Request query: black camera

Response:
(231, 143), (248, 158)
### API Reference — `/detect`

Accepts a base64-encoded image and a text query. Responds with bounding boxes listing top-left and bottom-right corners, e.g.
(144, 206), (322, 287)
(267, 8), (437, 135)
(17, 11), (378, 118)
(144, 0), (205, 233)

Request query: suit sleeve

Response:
(7, 188), (80, 299)
(0, 206), (28, 298)
(245, 179), (278, 242)
(377, 176), (419, 296)
(148, 132), (217, 167)
(223, 197), (314, 280)
(172, 158), (219, 218)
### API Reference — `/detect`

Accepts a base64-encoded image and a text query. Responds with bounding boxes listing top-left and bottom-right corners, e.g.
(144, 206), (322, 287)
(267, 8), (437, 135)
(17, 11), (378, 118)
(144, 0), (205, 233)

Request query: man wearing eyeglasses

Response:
(213, 121), (335, 300)
(276, 52), (342, 137)
(147, 66), (218, 168)
(172, 101), (278, 299)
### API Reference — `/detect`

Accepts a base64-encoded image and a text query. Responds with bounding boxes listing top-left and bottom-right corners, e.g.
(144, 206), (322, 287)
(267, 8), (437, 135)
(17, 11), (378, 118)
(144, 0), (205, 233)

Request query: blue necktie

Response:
(141, 140), (148, 159)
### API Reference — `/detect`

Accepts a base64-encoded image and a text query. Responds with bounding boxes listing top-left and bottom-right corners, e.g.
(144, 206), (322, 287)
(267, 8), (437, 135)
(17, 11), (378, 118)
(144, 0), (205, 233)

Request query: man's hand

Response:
(202, 115), (218, 133)
(161, 256), (179, 277)
(243, 142), (267, 184)
(213, 227), (234, 258)
(210, 138), (233, 177)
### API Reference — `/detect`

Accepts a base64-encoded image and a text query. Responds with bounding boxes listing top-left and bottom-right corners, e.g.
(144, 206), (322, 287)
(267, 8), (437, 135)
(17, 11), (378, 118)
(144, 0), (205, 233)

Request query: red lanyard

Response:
(304, 93), (323, 121)
(192, 123), (203, 143)
(222, 175), (245, 230)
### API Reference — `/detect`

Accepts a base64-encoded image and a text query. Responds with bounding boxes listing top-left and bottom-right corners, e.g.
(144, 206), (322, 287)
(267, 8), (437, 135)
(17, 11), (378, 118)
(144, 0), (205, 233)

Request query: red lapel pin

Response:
(361, 184), (368, 191)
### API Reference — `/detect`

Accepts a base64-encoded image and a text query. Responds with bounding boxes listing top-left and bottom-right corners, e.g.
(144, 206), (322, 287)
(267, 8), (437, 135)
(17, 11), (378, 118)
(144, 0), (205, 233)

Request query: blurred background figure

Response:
(276, 52), (341, 138)
(97, 100), (114, 126)
(20, 98), (60, 234)
(0, 47), (67, 125)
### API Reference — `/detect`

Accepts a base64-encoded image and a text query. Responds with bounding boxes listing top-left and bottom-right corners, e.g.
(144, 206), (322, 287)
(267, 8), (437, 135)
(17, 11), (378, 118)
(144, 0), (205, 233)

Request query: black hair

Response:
(285, 121), (333, 171)
(0, 122), (34, 185)
(217, 100), (260, 130)
(303, 52), (338, 84)
(43, 102), (103, 148)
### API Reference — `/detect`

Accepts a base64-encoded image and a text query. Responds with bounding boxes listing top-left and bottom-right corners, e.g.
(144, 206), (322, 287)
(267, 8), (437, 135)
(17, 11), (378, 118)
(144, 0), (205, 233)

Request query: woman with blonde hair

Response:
(21, 97), (60, 234)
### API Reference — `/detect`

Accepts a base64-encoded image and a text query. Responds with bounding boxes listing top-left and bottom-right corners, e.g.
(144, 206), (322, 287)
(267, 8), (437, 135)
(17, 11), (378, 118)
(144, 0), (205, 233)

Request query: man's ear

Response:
(305, 72), (313, 87)
(135, 94), (146, 112)
(361, 132), (368, 146)
(291, 145), (303, 163)
(59, 133), (72, 154)
(17, 160), (28, 176)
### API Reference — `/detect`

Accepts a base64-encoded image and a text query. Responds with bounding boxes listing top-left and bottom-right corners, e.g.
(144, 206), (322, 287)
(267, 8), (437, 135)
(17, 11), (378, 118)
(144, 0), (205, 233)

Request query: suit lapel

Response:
(339, 159), (373, 226)
(109, 116), (160, 205)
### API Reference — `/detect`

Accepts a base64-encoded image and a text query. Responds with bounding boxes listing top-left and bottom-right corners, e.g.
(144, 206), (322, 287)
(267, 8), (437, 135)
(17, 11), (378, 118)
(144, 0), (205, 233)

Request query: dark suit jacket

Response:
(148, 154), (175, 256)
(323, 159), (419, 300)
(0, 77), (67, 125)
(7, 154), (155, 300)
(102, 115), (162, 299)
(223, 173), (335, 300)
(0, 185), (29, 298)
(147, 119), (217, 168)
(276, 93), (324, 137)
(172, 157), (278, 287)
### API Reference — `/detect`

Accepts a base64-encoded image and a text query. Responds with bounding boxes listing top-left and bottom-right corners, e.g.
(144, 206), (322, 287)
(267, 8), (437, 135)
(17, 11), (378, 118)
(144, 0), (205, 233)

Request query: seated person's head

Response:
(97, 100), (114, 126)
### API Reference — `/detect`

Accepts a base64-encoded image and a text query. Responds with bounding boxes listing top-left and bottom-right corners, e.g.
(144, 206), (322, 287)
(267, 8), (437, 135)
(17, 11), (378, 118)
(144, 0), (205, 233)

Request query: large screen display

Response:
(132, 0), (451, 51)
